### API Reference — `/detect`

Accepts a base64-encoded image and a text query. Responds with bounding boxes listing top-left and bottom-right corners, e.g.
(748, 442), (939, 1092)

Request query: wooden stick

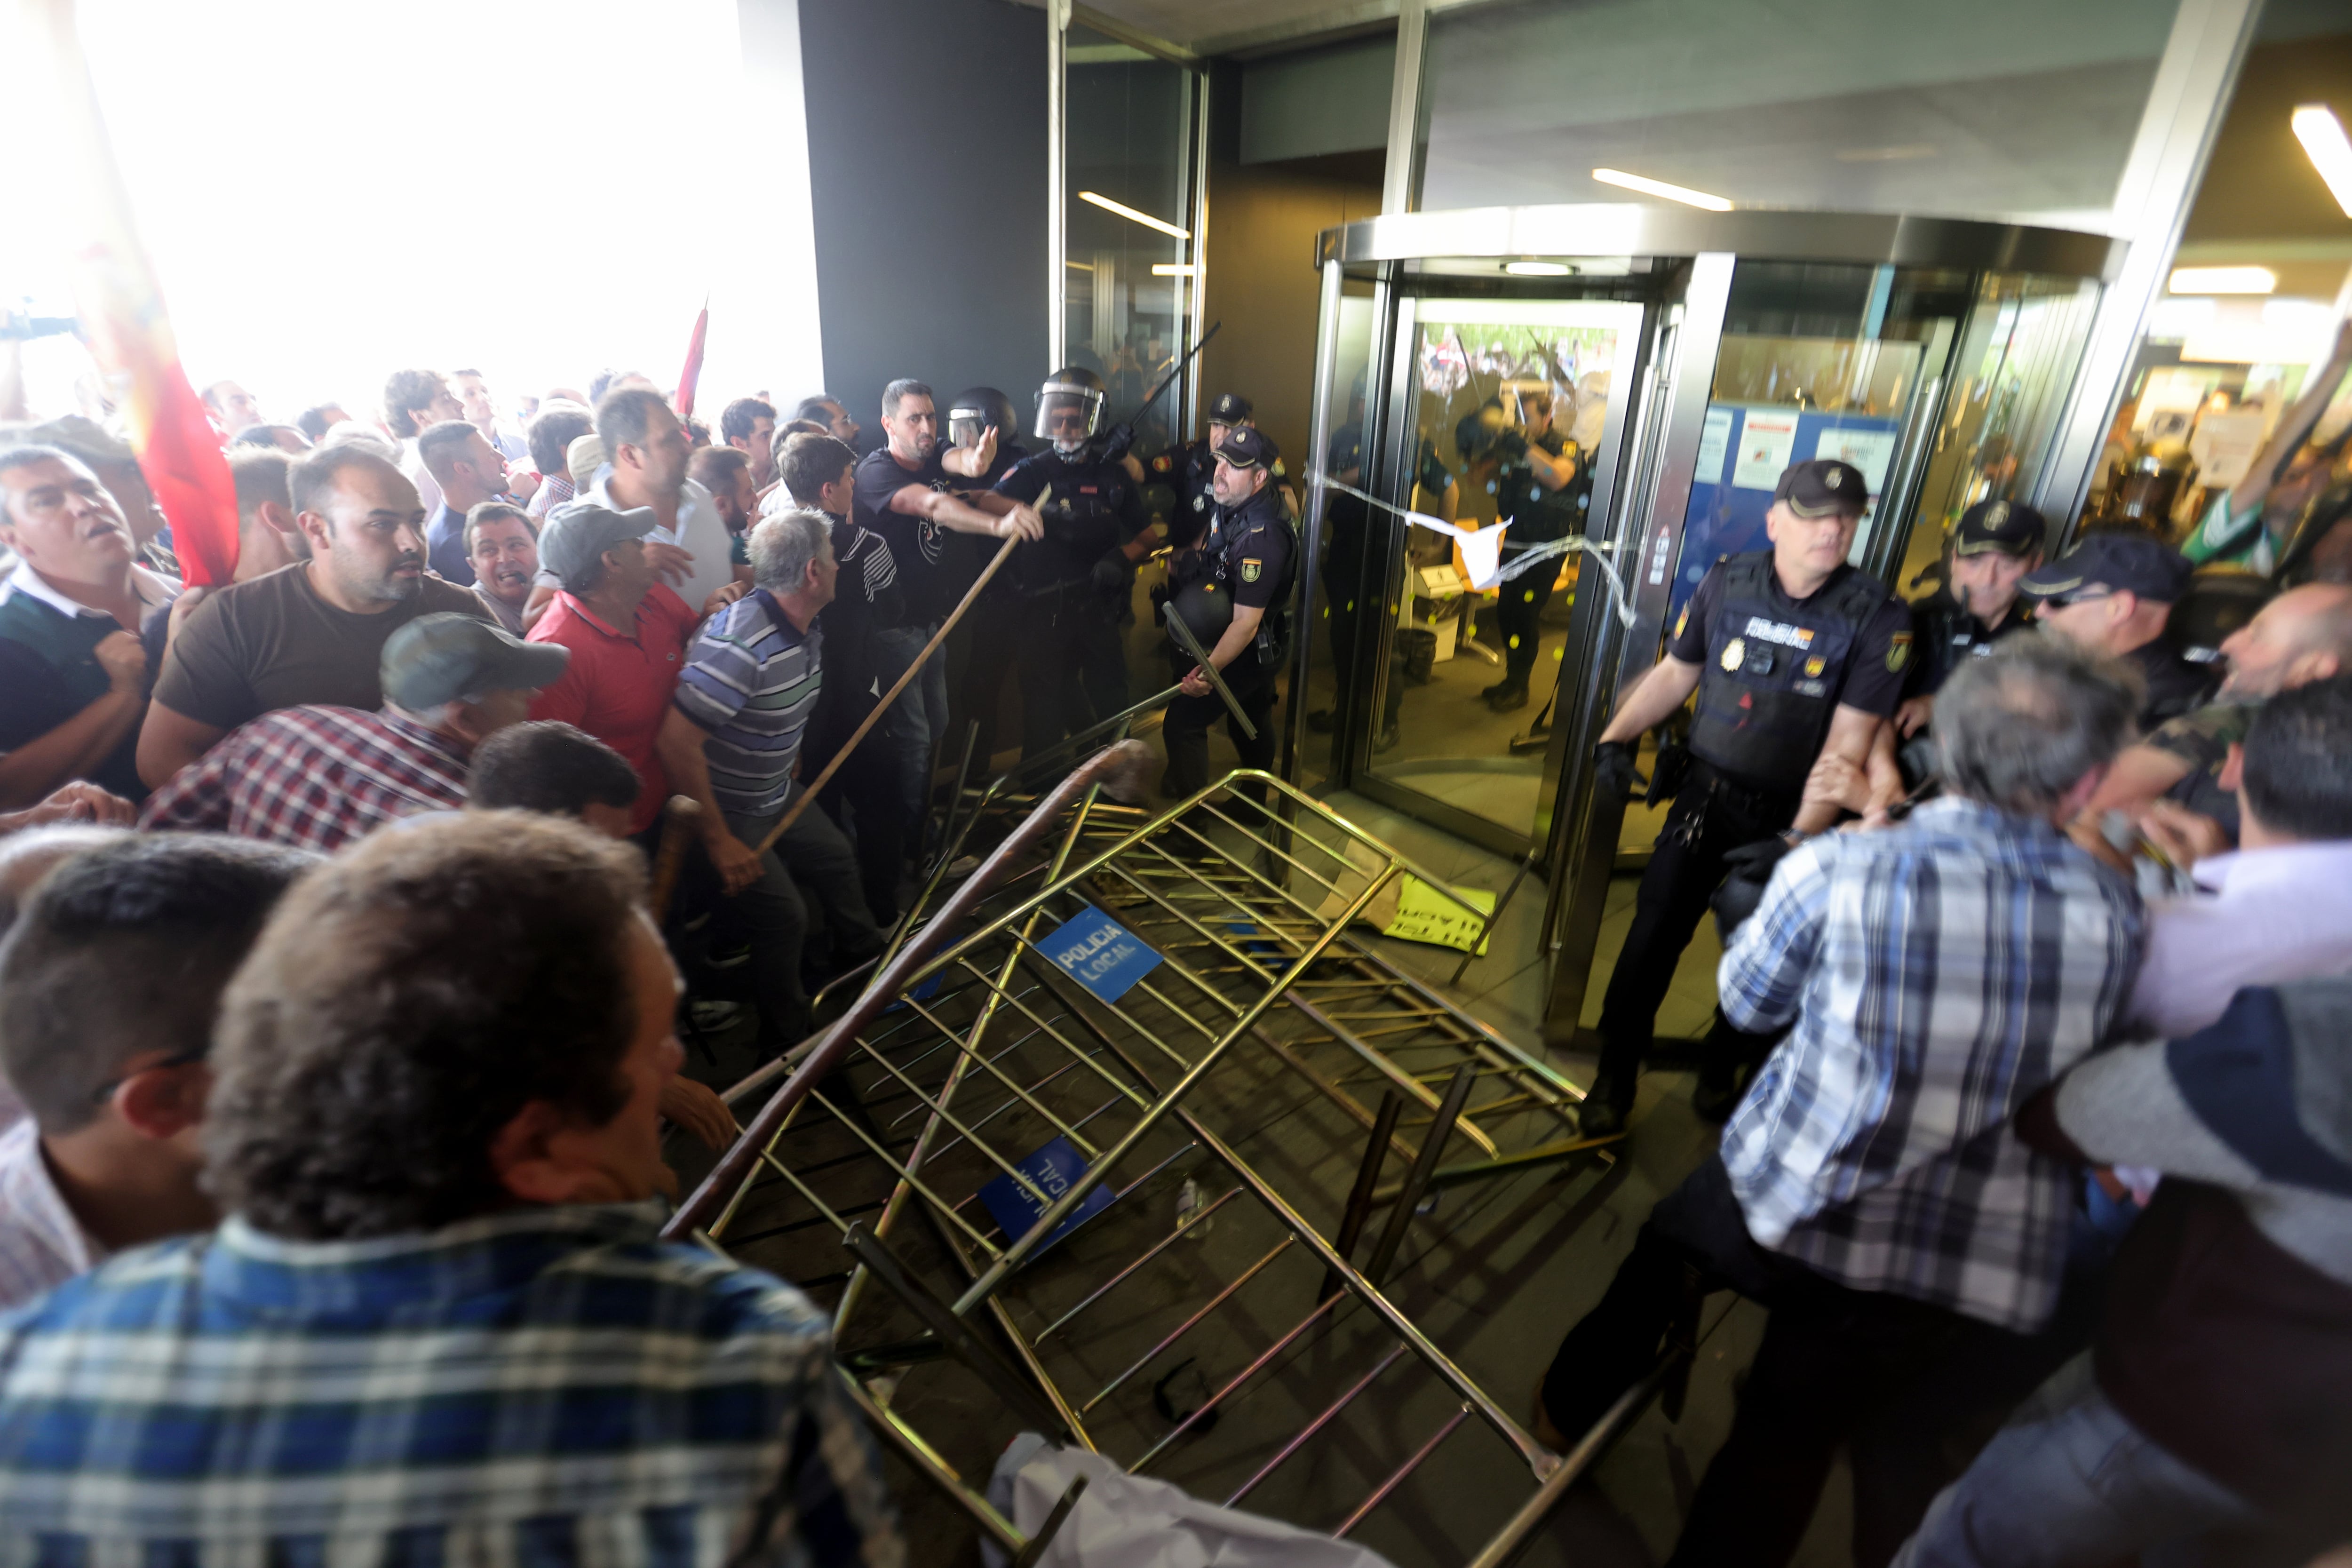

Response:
(648, 795), (702, 920)
(753, 532), (1022, 857)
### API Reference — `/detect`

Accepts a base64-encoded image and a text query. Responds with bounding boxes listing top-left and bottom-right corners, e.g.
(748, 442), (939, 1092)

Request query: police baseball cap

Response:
(537, 499), (661, 591)
(2019, 532), (2193, 605)
(1772, 458), (1869, 518)
(1215, 425), (1279, 471)
(381, 612), (569, 710)
(1953, 497), (2046, 558)
(1208, 392), (1253, 424)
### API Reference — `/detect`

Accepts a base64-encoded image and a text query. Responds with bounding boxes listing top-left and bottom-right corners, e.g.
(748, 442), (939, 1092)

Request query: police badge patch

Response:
(1804, 655), (1826, 678)
(1241, 558), (1262, 583)
(1721, 637), (1745, 672)
(1886, 632), (1913, 673)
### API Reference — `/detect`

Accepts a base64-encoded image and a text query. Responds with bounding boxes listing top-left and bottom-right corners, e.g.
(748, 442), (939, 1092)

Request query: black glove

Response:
(1098, 424), (1135, 466)
(1594, 740), (1646, 804)
(1090, 550), (1130, 593)
(1710, 836), (1797, 944)
(1491, 427), (1529, 463)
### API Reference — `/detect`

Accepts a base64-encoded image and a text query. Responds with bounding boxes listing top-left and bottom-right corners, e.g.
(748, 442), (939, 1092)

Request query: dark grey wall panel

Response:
(787, 0), (1047, 449)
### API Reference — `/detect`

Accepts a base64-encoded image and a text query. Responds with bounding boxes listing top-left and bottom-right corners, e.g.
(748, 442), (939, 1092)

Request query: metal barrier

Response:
(681, 761), (1631, 1561)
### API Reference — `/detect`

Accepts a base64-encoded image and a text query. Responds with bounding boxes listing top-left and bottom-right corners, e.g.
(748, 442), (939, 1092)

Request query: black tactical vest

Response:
(1686, 553), (1891, 791)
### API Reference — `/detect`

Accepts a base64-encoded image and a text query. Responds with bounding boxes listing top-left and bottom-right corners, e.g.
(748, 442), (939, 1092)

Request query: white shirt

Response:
(0, 1119), (102, 1310)
(586, 474), (734, 614)
(400, 437), (445, 523)
(0, 560), (178, 619)
(2126, 840), (2352, 1039)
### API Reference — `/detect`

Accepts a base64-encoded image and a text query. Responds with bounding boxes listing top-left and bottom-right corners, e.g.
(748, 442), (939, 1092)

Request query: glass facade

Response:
(1061, 24), (1204, 454)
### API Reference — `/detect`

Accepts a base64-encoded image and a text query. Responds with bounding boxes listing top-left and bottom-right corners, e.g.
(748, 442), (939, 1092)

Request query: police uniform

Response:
(1587, 460), (1912, 1129)
(1162, 426), (1296, 801)
(1905, 498), (2044, 702)
(994, 443), (1150, 761)
(1151, 392), (1293, 551)
(2018, 533), (2213, 731)
(1487, 423), (1589, 702)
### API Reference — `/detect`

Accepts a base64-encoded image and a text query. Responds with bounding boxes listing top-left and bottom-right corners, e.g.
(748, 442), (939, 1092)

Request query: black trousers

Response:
(1015, 585), (1127, 762)
(803, 707), (907, 928)
(949, 589), (1020, 782)
(1541, 1157), (2042, 1568)
(1495, 553), (1559, 685)
(1161, 656), (1276, 803)
(1592, 761), (1797, 1100)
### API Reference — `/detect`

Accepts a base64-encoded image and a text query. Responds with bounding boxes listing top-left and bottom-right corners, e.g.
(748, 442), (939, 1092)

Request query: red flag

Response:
(32, 0), (238, 587)
(675, 298), (709, 421)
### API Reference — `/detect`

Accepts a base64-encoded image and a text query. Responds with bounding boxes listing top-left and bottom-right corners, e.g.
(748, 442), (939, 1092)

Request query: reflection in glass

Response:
(1300, 290), (1379, 792)
(1358, 299), (1632, 842)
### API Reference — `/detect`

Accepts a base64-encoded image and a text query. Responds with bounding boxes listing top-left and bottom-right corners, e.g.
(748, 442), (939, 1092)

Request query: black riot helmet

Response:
(1454, 399), (1511, 466)
(1035, 366), (1108, 446)
(947, 387), (1017, 450)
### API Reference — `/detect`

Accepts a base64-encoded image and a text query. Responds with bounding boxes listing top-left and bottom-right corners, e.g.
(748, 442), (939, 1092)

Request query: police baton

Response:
(1162, 596), (1257, 740)
(748, 498), (1038, 858)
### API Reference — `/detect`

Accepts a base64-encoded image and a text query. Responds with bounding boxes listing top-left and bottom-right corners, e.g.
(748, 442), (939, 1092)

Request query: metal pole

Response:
(1046, 0), (1067, 371)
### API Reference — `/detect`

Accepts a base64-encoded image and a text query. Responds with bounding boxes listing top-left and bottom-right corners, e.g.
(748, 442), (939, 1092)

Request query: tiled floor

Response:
(678, 764), (1855, 1566)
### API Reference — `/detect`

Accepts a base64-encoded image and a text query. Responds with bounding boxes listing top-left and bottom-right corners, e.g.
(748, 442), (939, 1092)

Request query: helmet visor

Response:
(947, 407), (988, 448)
(1034, 384), (1105, 442)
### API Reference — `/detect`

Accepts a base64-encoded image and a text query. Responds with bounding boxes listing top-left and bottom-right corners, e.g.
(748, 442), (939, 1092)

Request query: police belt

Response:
(1680, 754), (1802, 821)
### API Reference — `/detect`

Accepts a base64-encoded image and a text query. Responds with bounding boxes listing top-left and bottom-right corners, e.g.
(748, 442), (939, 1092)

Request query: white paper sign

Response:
(2189, 410), (2266, 489)
(1696, 406), (1734, 486)
(1731, 410), (1799, 489)
(1811, 426), (1897, 492)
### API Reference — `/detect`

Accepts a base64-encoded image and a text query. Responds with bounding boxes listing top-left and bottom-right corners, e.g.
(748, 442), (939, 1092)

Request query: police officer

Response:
(943, 387), (1025, 485)
(1454, 394), (1587, 711)
(1894, 497), (2044, 744)
(1162, 425), (1296, 803)
(1149, 391), (1297, 549)
(993, 367), (1157, 761)
(2016, 533), (2210, 731)
(1581, 458), (1913, 1137)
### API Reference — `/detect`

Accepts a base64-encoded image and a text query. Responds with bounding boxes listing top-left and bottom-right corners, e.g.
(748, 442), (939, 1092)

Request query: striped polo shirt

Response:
(673, 589), (822, 816)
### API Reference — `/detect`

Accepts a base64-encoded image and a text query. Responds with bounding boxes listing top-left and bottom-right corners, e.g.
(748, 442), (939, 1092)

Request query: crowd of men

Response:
(0, 341), (2345, 1568)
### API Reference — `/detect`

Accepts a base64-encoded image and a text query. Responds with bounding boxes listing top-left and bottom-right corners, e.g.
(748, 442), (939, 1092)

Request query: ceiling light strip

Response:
(1077, 191), (1191, 239)
(1590, 167), (1732, 212)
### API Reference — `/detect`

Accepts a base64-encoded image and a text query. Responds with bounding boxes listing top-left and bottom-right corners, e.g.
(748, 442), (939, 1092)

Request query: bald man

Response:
(2081, 581), (2352, 840)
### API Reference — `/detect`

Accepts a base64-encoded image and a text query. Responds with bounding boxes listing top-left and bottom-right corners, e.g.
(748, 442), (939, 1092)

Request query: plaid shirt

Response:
(1717, 797), (2143, 1331)
(138, 704), (469, 853)
(0, 1203), (901, 1566)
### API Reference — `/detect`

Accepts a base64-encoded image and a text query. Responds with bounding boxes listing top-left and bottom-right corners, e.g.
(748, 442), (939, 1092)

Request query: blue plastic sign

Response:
(1042, 904), (1162, 1004)
(979, 1136), (1117, 1257)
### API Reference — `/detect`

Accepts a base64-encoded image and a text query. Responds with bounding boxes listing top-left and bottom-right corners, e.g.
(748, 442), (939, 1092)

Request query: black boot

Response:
(1483, 676), (1529, 711)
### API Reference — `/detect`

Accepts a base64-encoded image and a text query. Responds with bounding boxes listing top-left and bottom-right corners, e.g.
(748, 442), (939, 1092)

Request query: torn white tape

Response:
(1310, 472), (1636, 627)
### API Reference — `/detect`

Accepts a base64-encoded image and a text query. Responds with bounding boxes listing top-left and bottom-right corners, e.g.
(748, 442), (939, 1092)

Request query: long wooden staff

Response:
(754, 527), (1024, 856)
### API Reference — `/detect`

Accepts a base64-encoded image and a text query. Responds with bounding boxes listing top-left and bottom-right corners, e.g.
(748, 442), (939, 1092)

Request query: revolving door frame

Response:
(1292, 205), (2127, 1042)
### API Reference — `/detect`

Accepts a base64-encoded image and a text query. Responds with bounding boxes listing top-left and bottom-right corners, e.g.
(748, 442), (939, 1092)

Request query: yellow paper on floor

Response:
(1382, 875), (1494, 955)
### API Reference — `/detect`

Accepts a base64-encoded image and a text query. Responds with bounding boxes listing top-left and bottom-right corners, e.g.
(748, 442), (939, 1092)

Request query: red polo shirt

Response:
(526, 585), (697, 833)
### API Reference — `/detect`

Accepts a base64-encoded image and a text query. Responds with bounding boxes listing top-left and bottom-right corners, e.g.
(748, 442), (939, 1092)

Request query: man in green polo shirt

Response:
(0, 446), (179, 806)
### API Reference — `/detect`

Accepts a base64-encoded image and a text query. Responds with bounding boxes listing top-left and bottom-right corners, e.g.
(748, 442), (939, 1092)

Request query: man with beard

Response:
(135, 447), (489, 788)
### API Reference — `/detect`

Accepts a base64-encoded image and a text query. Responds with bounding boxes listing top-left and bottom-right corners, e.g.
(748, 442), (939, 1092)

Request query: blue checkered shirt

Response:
(0, 1203), (901, 1566)
(1717, 797), (2143, 1332)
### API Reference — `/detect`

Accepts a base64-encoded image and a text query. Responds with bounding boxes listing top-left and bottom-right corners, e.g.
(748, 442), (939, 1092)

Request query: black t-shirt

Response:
(852, 448), (959, 623)
(993, 449), (1148, 591)
(811, 512), (903, 733)
(1668, 560), (1911, 719)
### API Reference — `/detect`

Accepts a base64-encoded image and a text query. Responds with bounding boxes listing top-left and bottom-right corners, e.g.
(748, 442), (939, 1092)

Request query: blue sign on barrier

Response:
(979, 1136), (1117, 1257)
(1041, 905), (1162, 1004)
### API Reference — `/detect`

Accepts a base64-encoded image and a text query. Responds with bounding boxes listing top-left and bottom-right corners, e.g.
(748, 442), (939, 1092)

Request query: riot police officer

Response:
(1580, 458), (1912, 1138)
(942, 387), (1029, 776)
(1162, 425), (1296, 804)
(993, 366), (1157, 761)
(944, 386), (1025, 485)
(1454, 394), (1588, 711)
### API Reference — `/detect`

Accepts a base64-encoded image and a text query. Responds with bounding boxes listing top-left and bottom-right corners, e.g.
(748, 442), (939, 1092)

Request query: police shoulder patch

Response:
(1886, 631), (1913, 673)
(1241, 558), (1262, 582)
(1674, 605), (1689, 639)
